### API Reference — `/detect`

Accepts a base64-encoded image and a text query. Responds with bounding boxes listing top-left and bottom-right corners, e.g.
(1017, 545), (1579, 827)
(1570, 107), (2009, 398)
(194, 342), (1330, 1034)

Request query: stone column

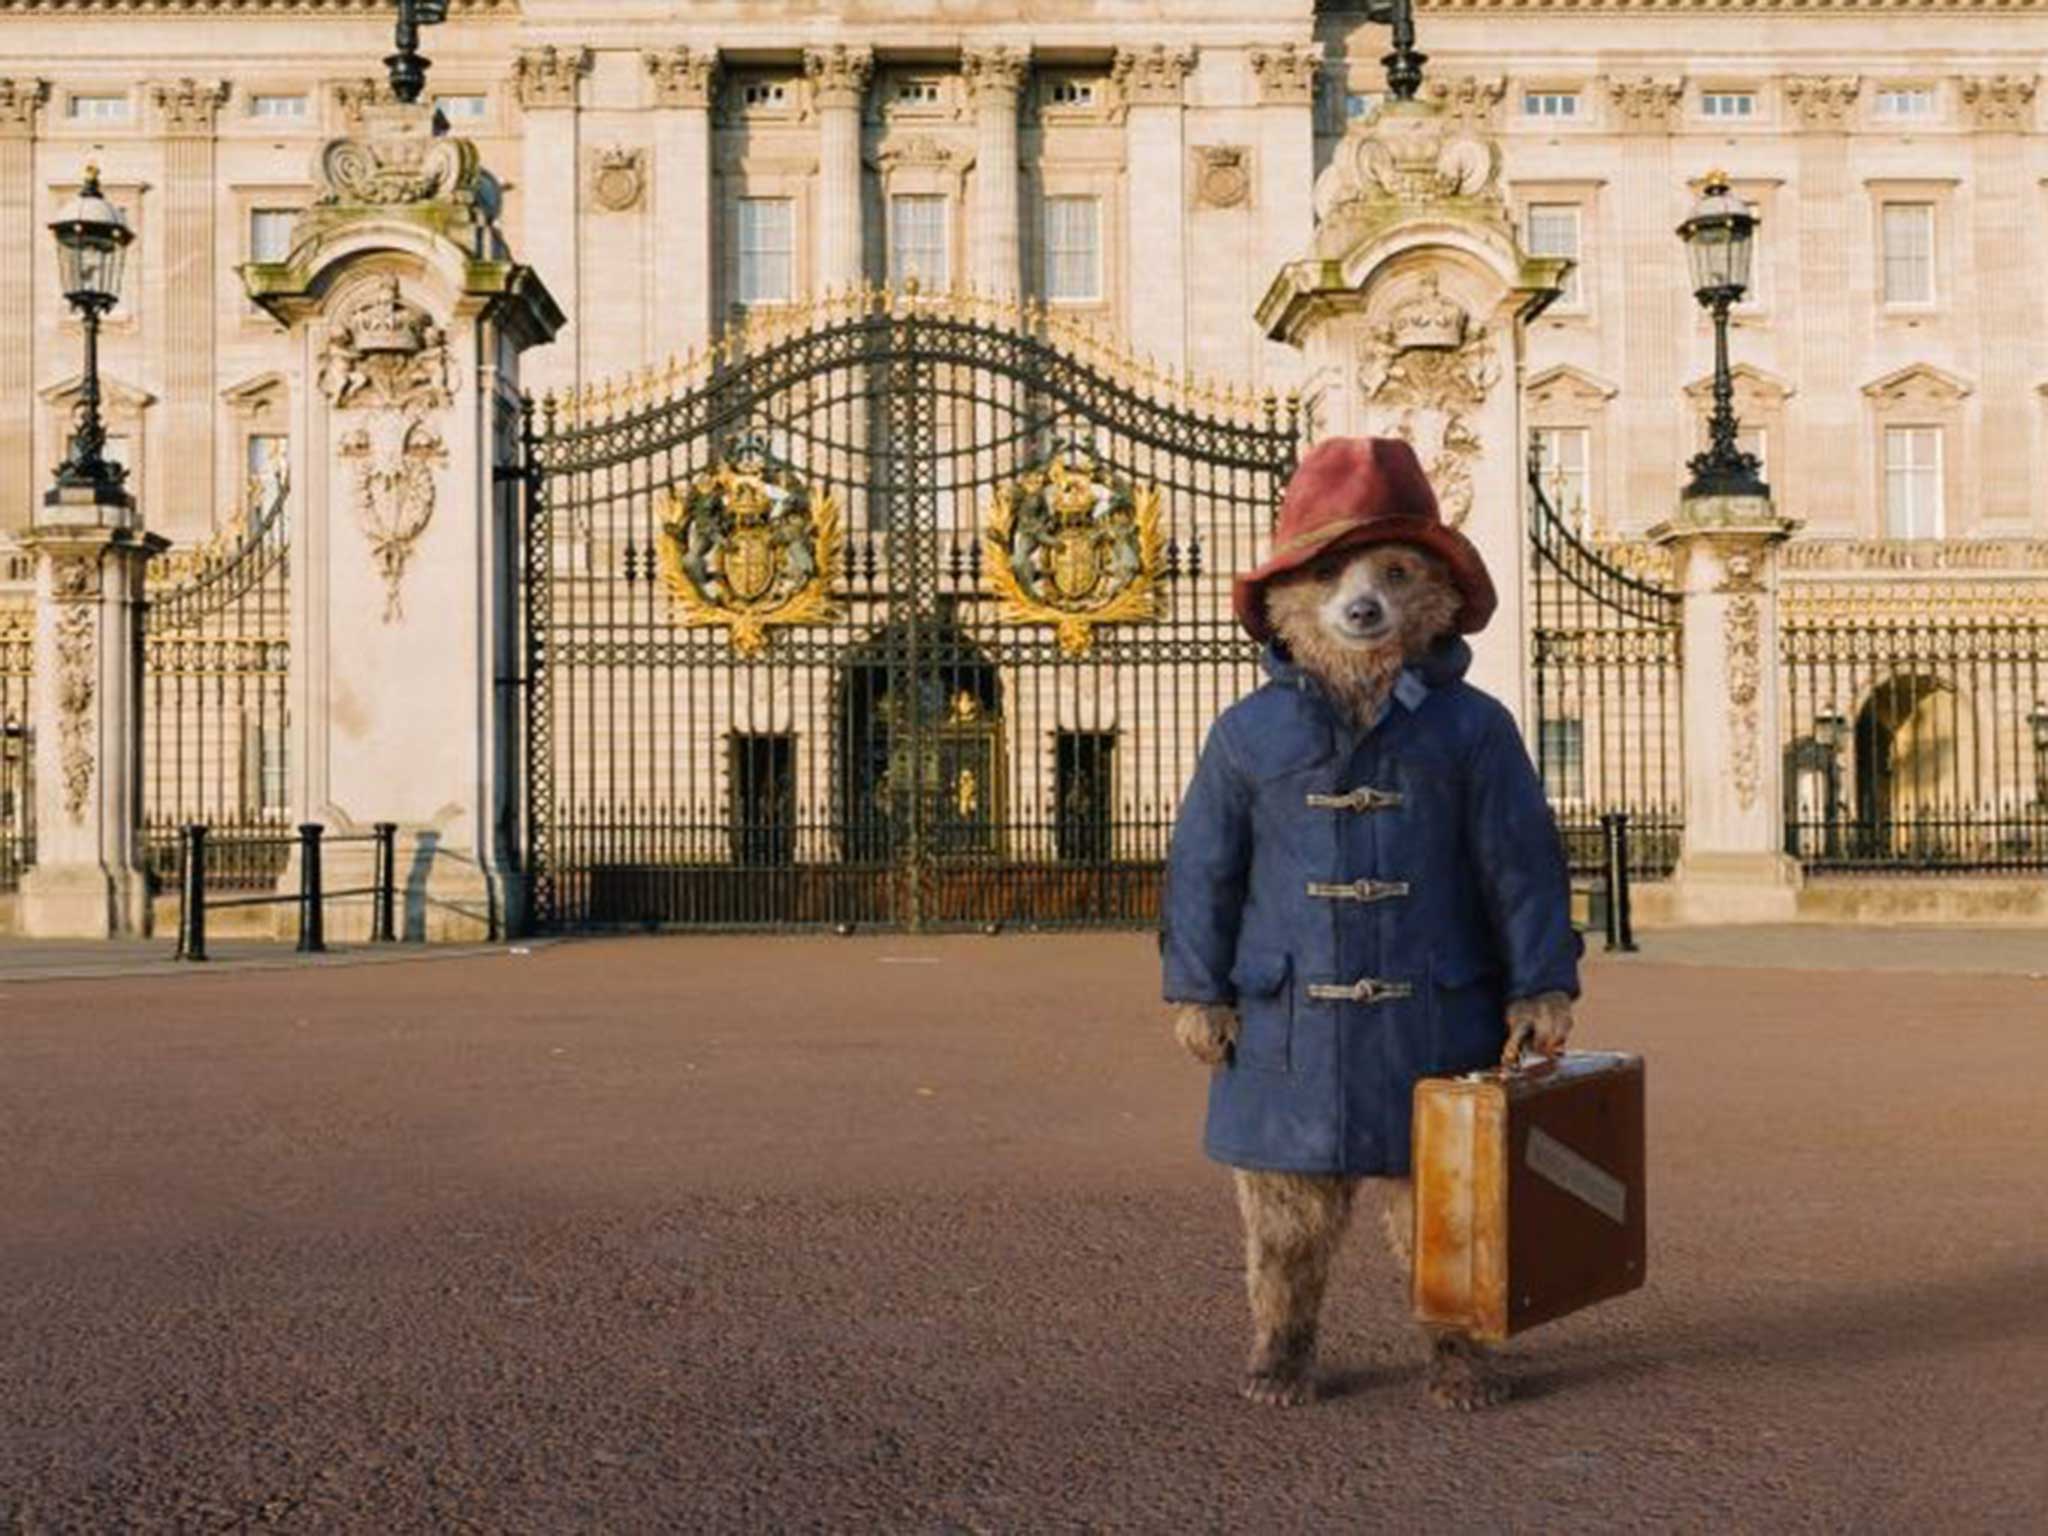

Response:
(0, 80), (44, 534)
(1248, 45), (1318, 392)
(1114, 45), (1194, 370)
(1962, 76), (2038, 526)
(1784, 77), (1860, 530)
(245, 102), (563, 939)
(804, 45), (873, 294)
(17, 479), (165, 937)
(1258, 99), (1566, 729)
(1650, 494), (1801, 922)
(512, 46), (589, 394)
(1602, 77), (1684, 523)
(963, 46), (1028, 298)
(148, 79), (229, 537)
(645, 47), (719, 359)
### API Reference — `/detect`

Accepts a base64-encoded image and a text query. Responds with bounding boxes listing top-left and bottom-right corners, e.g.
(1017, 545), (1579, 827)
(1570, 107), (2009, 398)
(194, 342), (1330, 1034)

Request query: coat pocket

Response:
(1428, 954), (1505, 1076)
(1229, 950), (1294, 1073)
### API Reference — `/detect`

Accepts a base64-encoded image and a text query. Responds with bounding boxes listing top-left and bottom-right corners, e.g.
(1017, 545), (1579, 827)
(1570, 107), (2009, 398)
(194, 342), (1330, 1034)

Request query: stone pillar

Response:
(1248, 45), (1319, 393)
(148, 79), (229, 537)
(17, 478), (165, 937)
(0, 80), (44, 534)
(1962, 76), (2038, 527)
(1784, 77), (1860, 531)
(645, 47), (719, 360)
(1602, 77), (1684, 523)
(1258, 99), (1566, 729)
(511, 46), (589, 394)
(245, 102), (563, 939)
(1651, 494), (1802, 922)
(1114, 46), (1194, 370)
(805, 45), (873, 294)
(963, 46), (1028, 298)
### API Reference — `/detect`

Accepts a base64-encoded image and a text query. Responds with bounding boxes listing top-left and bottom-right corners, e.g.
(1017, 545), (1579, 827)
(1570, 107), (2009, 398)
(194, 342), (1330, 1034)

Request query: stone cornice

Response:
(1603, 75), (1683, 134)
(0, 0), (508, 10)
(1249, 44), (1319, 107)
(1414, 0), (2044, 8)
(149, 77), (229, 136)
(1112, 45), (1196, 109)
(803, 44), (874, 111)
(0, 77), (47, 137)
(1426, 73), (1508, 129)
(511, 45), (590, 111)
(1959, 74), (2038, 131)
(644, 46), (718, 110)
(1784, 74), (1862, 130)
(962, 46), (1030, 105)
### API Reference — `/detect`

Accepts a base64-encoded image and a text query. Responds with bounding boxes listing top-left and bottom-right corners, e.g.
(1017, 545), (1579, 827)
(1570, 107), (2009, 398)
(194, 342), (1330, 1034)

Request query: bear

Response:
(1160, 436), (1581, 1412)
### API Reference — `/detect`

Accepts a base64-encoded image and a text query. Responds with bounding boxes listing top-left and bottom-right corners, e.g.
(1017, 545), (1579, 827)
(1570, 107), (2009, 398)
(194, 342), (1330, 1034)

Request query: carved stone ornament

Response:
(984, 443), (1166, 658)
(1358, 273), (1498, 529)
(0, 77), (48, 135)
(1193, 145), (1251, 210)
(657, 434), (844, 657)
(803, 45), (874, 110)
(149, 77), (229, 135)
(50, 555), (99, 826)
(316, 109), (482, 209)
(1960, 75), (2038, 131)
(1425, 74), (1508, 129)
(644, 47), (718, 110)
(1111, 45), (1196, 108)
(962, 46), (1030, 103)
(1784, 75), (1862, 130)
(320, 275), (454, 622)
(1717, 551), (1767, 812)
(512, 46), (590, 110)
(1603, 76), (1684, 134)
(590, 146), (644, 213)
(1248, 43), (1319, 106)
(1313, 102), (1506, 235)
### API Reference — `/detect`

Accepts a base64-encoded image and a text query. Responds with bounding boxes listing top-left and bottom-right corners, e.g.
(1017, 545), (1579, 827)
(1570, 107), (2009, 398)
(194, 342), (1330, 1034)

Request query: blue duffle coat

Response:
(1161, 639), (1582, 1177)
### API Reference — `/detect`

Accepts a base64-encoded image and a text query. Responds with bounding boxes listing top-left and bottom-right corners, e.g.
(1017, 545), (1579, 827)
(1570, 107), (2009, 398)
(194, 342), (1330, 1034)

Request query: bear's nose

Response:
(1345, 596), (1385, 631)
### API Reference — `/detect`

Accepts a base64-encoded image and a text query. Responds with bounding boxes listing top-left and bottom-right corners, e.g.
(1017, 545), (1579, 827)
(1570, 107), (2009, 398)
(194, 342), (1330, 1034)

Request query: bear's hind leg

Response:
(1370, 1176), (1511, 1410)
(1234, 1169), (1358, 1406)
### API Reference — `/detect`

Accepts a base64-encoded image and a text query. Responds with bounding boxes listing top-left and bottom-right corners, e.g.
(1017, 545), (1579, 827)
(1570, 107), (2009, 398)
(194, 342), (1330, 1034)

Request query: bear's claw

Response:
(1425, 1333), (1510, 1411)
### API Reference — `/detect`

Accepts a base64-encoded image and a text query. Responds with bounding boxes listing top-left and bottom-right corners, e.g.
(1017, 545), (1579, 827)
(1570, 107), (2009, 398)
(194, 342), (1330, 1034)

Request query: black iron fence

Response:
(1781, 607), (2048, 873)
(174, 821), (400, 960)
(1527, 462), (1685, 880)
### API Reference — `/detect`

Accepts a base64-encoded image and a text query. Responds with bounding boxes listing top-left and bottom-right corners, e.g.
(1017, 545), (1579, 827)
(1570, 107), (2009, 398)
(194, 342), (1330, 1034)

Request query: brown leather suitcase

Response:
(1411, 1052), (1646, 1342)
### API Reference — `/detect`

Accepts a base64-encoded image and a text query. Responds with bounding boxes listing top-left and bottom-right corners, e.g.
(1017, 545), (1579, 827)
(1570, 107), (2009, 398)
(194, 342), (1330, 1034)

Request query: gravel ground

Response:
(2, 934), (2044, 1534)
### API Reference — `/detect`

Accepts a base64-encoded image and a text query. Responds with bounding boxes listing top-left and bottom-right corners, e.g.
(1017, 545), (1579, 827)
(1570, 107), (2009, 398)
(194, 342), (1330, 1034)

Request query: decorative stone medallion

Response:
(590, 147), (645, 213)
(1193, 145), (1251, 210)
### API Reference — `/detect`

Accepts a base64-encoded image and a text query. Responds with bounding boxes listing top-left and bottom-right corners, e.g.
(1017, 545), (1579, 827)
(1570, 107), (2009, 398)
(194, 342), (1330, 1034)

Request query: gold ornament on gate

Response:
(984, 444), (1166, 657)
(656, 434), (842, 657)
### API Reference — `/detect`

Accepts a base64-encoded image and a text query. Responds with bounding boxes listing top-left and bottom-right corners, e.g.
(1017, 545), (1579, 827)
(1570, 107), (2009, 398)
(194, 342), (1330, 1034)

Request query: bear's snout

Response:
(1341, 594), (1386, 636)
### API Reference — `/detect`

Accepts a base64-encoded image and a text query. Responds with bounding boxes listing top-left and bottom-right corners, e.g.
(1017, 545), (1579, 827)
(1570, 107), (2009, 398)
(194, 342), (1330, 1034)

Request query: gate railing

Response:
(1527, 462), (1684, 881)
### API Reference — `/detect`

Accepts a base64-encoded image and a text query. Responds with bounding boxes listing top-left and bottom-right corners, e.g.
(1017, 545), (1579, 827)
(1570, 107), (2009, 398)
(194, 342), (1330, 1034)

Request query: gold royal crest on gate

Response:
(984, 444), (1165, 657)
(656, 434), (843, 657)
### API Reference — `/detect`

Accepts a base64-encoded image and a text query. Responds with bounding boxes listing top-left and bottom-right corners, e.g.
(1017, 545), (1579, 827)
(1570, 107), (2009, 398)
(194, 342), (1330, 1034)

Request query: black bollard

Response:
(176, 823), (208, 962)
(1602, 811), (1638, 954)
(372, 822), (398, 943)
(297, 822), (326, 954)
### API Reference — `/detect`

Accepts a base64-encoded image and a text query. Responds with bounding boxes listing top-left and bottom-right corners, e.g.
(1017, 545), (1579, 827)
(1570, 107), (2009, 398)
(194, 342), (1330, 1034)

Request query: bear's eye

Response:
(1384, 562), (1409, 584)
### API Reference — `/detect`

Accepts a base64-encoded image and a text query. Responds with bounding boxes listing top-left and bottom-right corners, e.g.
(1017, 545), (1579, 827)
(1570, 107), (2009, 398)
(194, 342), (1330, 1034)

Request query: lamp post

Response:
(385, 0), (450, 106)
(1360, 1), (1427, 101)
(46, 165), (133, 507)
(1677, 171), (1767, 501)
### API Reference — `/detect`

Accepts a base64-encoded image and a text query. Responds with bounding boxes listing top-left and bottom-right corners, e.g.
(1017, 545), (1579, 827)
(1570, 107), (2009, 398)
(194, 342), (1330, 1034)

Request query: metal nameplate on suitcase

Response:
(1410, 1051), (1647, 1342)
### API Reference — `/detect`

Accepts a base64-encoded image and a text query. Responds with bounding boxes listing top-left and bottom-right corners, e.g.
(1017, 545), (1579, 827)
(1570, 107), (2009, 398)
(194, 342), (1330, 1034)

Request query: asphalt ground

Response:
(2, 933), (2044, 1533)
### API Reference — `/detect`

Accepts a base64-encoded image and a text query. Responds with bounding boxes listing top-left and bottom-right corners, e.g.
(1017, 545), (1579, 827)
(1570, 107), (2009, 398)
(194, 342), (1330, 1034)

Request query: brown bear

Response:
(1161, 436), (1580, 1411)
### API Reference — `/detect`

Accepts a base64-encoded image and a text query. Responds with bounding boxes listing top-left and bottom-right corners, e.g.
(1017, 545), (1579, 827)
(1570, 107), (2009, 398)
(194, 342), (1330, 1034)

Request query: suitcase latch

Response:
(1307, 977), (1416, 1005)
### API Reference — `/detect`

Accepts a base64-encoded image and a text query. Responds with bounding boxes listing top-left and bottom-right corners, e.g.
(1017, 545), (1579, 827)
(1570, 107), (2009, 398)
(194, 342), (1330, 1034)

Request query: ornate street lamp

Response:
(47, 165), (133, 502)
(385, 0), (450, 105)
(1677, 171), (1767, 500)
(1361, 1), (1427, 101)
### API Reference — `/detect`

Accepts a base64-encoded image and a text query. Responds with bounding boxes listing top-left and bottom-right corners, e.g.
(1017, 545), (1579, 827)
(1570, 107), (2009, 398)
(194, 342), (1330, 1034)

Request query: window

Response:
(1345, 90), (1383, 121)
(1538, 718), (1585, 803)
(1875, 87), (1937, 121)
(433, 94), (487, 121)
(1054, 731), (1117, 864)
(895, 79), (942, 106)
(1881, 203), (1935, 305)
(246, 434), (288, 517)
(1735, 426), (1768, 482)
(734, 197), (795, 305)
(1883, 427), (1942, 539)
(1523, 91), (1580, 120)
(248, 208), (297, 264)
(888, 195), (949, 291)
(1042, 196), (1101, 303)
(102, 434), (132, 474)
(1531, 427), (1592, 531)
(244, 721), (289, 816)
(1047, 78), (1096, 108)
(1701, 91), (1756, 120)
(67, 94), (130, 122)
(742, 81), (789, 109)
(249, 94), (308, 120)
(1525, 203), (1583, 308)
(729, 733), (796, 867)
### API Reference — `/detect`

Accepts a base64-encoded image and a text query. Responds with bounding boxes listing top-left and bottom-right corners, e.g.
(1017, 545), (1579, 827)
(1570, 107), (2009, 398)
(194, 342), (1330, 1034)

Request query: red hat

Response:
(1232, 437), (1497, 643)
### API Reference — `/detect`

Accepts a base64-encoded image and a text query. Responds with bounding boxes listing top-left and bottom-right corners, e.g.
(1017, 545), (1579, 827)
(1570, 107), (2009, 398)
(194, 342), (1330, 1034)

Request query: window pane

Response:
(249, 208), (297, 263)
(250, 94), (308, 119)
(888, 194), (949, 290)
(68, 95), (130, 121)
(1527, 204), (1581, 306)
(735, 198), (794, 304)
(1524, 92), (1579, 119)
(1876, 87), (1936, 119)
(434, 95), (487, 120)
(1881, 204), (1934, 304)
(1883, 427), (1942, 539)
(1043, 196), (1100, 302)
(1533, 428), (1592, 531)
(246, 434), (288, 517)
(1702, 92), (1755, 118)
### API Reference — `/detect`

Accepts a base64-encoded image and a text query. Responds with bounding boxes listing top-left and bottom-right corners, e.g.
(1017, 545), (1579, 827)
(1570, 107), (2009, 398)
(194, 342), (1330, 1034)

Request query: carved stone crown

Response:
(346, 275), (432, 353)
(1389, 274), (1467, 350)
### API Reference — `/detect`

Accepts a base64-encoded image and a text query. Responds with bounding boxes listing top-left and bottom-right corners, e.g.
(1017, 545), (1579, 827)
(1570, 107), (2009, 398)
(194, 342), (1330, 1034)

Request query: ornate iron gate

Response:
(521, 290), (1299, 930)
(1527, 459), (1684, 878)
